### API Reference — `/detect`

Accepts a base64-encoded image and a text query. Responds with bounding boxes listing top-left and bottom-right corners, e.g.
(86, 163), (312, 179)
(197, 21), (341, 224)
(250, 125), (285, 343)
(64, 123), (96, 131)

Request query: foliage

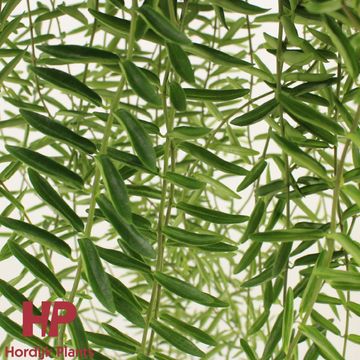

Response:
(0, 0), (360, 359)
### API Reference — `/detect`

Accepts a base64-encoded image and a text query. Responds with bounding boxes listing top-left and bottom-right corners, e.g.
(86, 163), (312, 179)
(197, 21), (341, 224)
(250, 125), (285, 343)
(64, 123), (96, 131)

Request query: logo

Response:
(22, 301), (77, 337)
(3, 302), (94, 358)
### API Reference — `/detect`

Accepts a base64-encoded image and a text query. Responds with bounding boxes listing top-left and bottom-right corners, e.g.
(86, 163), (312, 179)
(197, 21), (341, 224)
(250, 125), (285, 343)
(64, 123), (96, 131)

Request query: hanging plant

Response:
(0, 0), (359, 359)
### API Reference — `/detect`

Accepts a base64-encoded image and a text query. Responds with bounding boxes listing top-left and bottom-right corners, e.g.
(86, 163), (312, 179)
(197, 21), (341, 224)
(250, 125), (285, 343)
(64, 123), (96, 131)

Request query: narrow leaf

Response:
(31, 66), (102, 106)
(115, 110), (157, 173)
(28, 169), (84, 232)
(154, 271), (228, 307)
(21, 110), (96, 154)
(177, 201), (249, 224)
(8, 240), (66, 297)
(6, 145), (83, 189)
(78, 238), (116, 312)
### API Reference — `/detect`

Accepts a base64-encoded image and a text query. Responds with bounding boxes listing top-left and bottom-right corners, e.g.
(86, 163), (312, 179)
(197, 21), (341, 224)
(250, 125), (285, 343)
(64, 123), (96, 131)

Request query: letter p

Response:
(48, 302), (77, 336)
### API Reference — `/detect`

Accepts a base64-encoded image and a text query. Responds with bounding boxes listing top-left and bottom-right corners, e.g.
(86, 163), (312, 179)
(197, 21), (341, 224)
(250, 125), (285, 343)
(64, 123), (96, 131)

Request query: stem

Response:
(56, 1), (138, 355)
(286, 105), (360, 359)
(25, 0), (52, 118)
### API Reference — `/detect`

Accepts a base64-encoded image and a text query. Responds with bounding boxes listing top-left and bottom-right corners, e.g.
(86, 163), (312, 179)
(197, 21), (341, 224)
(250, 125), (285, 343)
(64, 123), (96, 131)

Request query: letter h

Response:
(22, 301), (51, 337)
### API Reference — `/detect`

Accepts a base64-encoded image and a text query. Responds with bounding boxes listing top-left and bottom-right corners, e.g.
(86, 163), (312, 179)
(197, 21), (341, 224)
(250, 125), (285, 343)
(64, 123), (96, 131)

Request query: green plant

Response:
(0, 0), (359, 359)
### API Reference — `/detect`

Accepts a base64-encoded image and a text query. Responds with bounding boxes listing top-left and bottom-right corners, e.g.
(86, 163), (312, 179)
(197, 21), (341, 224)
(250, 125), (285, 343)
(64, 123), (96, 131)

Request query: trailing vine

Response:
(0, 1), (360, 360)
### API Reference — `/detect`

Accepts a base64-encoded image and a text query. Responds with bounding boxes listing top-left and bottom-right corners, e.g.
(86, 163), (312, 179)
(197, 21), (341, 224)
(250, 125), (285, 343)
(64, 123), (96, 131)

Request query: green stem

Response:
(56, 0), (139, 355)
(286, 105), (360, 359)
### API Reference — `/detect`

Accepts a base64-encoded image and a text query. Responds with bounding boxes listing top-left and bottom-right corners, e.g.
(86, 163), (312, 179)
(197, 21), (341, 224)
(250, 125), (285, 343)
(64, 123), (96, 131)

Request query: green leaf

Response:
(262, 312), (283, 360)
(96, 194), (156, 258)
(169, 81), (187, 112)
(282, 288), (294, 353)
(273, 242), (293, 276)
(0, 17), (22, 47)
(279, 93), (344, 136)
(69, 316), (92, 360)
(0, 51), (25, 86)
(154, 271), (228, 307)
(120, 60), (161, 106)
(28, 169), (84, 232)
(78, 238), (116, 312)
(30, 66), (102, 106)
(114, 110), (157, 173)
(271, 133), (329, 180)
(88, 10), (135, 38)
(299, 325), (344, 360)
(251, 228), (325, 242)
(323, 15), (359, 80)
(241, 199), (265, 242)
(349, 334), (360, 344)
(342, 184), (360, 208)
(329, 232), (360, 267)
(165, 172), (205, 190)
(311, 309), (340, 335)
(195, 173), (240, 200)
(138, 5), (191, 45)
(102, 323), (140, 347)
(113, 293), (145, 328)
(86, 332), (136, 353)
(176, 201), (249, 224)
(6, 145), (83, 189)
(241, 268), (274, 288)
(166, 43), (195, 84)
(282, 72), (334, 82)
(248, 309), (269, 335)
(305, 0), (341, 13)
(0, 0), (22, 26)
(0, 215), (71, 258)
(168, 126), (211, 140)
(58, 4), (88, 24)
(21, 110), (96, 154)
(231, 99), (278, 126)
(107, 274), (142, 311)
(150, 320), (205, 357)
(183, 87), (249, 101)
(0, 279), (41, 315)
(314, 268), (360, 290)
(189, 43), (251, 67)
(97, 155), (132, 223)
(38, 44), (119, 64)
(96, 245), (151, 273)
(8, 240), (66, 297)
(178, 142), (248, 175)
(107, 147), (158, 175)
(163, 225), (223, 246)
(127, 185), (161, 199)
(194, 242), (237, 252)
(346, 301), (360, 317)
(208, 0), (269, 14)
(234, 242), (262, 274)
(160, 312), (217, 346)
(299, 251), (328, 315)
(237, 160), (267, 191)
(240, 339), (258, 360)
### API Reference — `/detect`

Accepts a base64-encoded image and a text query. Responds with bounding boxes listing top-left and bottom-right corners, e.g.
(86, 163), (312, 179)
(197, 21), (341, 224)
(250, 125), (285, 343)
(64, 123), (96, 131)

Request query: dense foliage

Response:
(0, 0), (360, 359)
